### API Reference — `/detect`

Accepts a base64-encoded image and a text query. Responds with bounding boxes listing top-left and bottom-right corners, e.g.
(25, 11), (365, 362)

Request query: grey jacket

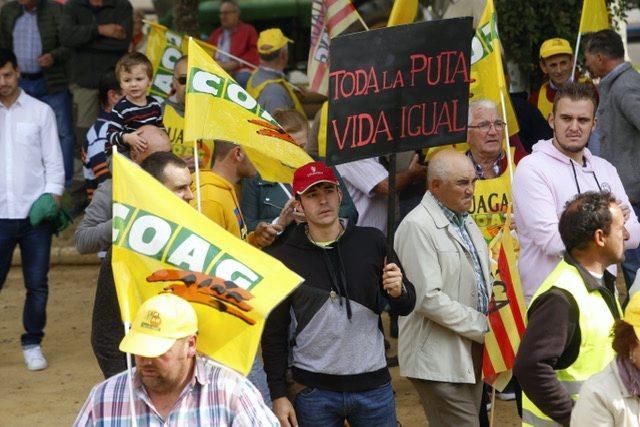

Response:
(394, 191), (491, 383)
(597, 62), (640, 203)
(75, 179), (112, 254)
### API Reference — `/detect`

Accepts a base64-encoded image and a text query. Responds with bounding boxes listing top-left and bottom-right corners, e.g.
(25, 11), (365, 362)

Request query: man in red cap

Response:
(262, 161), (416, 427)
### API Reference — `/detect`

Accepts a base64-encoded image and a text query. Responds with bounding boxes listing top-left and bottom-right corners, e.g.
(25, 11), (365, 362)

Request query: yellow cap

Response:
(257, 28), (293, 54)
(540, 38), (573, 59)
(119, 293), (198, 358)
(624, 292), (640, 340)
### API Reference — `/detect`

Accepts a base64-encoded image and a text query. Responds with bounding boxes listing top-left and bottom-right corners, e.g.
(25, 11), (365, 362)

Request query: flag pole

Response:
(489, 387), (497, 427)
(193, 140), (202, 213)
(124, 322), (138, 427)
(499, 91), (514, 181)
(355, 13), (370, 31)
(571, 32), (582, 81)
(209, 45), (259, 71)
(112, 145), (138, 426)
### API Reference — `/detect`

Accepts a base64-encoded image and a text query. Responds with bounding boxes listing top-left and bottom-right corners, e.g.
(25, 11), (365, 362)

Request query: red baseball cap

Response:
(292, 161), (338, 195)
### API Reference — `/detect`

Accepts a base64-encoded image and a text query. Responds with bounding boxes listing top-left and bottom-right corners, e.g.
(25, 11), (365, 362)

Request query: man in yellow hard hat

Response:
(75, 293), (278, 425)
(530, 38), (594, 121)
(246, 28), (306, 116)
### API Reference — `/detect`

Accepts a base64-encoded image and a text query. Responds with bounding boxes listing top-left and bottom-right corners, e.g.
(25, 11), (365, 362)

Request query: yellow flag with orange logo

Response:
(111, 152), (303, 375)
(185, 38), (314, 183)
(469, 0), (519, 136)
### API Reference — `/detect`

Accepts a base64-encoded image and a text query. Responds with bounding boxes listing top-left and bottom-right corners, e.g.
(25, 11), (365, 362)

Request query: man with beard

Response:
(75, 293), (278, 425)
(514, 191), (625, 426)
(512, 82), (640, 302)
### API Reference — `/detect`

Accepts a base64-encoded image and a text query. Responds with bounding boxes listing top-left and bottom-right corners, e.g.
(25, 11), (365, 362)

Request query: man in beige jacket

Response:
(394, 149), (491, 426)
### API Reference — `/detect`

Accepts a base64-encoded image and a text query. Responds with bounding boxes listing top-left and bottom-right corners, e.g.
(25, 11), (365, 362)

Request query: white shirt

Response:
(0, 90), (64, 219)
(336, 157), (388, 234)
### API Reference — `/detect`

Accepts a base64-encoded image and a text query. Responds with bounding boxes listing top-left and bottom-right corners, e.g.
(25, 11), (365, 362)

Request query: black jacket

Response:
(60, 0), (131, 89)
(262, 222), (415, 399)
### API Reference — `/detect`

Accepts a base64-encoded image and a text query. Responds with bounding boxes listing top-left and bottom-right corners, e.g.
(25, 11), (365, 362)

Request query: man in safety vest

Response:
(529, 38), (593, 121)
(530, 38), (574, 120)
(514, 191), (625, 426)
(246, 28), (305, 116)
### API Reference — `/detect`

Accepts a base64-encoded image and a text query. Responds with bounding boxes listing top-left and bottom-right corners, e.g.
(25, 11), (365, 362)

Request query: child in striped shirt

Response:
(107, 52), (163, 154)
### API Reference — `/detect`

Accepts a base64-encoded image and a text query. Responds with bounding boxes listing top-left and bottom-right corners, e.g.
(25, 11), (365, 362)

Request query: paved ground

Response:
(1, 253), (519, 426)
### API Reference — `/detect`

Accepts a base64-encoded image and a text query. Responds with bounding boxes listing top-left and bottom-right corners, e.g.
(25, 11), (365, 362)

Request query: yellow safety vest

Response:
(246, 72), (306, 117)
(537, 77), (591, 121)
(469, 148), (515, 244)
(521, 260), (621, 426)
(536, 83), (554, 121)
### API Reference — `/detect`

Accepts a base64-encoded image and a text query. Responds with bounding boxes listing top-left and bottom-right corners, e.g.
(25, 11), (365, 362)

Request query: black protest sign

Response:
(326, 18), (472, 165)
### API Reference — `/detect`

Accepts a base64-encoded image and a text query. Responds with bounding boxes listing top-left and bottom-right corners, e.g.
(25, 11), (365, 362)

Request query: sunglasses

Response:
(176, 76), (187, 85)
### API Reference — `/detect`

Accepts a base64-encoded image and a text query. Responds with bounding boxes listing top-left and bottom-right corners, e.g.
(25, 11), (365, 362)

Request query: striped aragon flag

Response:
(482, 216), (527, 390)
(307, 0), (362, 95)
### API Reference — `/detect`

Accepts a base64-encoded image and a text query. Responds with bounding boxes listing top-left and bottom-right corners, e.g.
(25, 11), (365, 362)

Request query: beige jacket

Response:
(571, 361), (640, 427)
(394, 191), (491, 383)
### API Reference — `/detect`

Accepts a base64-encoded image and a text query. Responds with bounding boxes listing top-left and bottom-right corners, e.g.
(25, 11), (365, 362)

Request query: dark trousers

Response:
(0, 219), (53, 346)
(91, 251), (127, 378)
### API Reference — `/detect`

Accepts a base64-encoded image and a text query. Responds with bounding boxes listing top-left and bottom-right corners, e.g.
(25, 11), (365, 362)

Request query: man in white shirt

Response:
(0, 48), (64, 371)
(336, 155), (426, 235)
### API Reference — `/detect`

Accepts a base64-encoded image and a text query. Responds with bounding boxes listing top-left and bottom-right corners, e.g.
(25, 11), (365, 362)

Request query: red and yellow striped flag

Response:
(482, 215), (527, 389)
(307, 0), (362, 95)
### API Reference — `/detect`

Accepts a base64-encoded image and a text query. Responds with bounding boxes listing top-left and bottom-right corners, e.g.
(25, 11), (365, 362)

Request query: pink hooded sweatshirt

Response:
(513, 138), (640, 302)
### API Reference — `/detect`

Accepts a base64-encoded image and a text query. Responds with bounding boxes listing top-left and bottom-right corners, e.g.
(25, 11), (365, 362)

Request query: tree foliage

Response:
(174, 0), (200, 37)
(495, 0), (634, 90)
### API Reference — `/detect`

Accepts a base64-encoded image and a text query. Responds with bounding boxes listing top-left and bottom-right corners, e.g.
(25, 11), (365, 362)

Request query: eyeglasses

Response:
(467, 120), (506, 131)
(176, 76), (187, 85)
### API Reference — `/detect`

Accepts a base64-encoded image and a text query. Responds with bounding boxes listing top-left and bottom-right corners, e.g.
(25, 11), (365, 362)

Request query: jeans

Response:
(294, 382), (397, 427)
(623, 202), (640, 290)
(0, 219), (53, 346)
(91, 251), (127, 378)
(20, 78), (76, 188)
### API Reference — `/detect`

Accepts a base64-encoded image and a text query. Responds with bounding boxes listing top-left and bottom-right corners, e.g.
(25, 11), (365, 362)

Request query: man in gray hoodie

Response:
(584, 29), (640, 288)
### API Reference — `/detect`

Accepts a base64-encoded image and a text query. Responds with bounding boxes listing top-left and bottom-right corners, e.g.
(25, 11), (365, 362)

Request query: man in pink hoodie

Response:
(513, 82), (640, 302)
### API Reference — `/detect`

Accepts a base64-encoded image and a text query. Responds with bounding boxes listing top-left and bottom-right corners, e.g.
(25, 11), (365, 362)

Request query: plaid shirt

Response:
(74, 355), (278, 427)
(436, 199), (489, 314)
(12, 6), (42, 73)
(466, 150), (507, 180)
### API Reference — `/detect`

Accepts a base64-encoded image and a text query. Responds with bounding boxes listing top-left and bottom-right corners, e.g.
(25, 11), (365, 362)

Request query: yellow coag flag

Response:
(579, 0), (610, 34)
(387, 0), (418, 26)
(145, 21), (216, 100)
(111, 152), (303, 375)
(469, 0), (519, 136)
(145, 22), (216, 165)
(185, 38), (314, 183)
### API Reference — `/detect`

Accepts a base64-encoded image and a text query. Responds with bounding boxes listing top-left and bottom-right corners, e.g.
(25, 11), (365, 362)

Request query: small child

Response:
(107, 52), (163, 154)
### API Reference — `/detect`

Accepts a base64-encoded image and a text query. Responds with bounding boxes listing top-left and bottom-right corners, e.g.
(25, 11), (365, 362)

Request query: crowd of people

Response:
(1, 0), (640, 426)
